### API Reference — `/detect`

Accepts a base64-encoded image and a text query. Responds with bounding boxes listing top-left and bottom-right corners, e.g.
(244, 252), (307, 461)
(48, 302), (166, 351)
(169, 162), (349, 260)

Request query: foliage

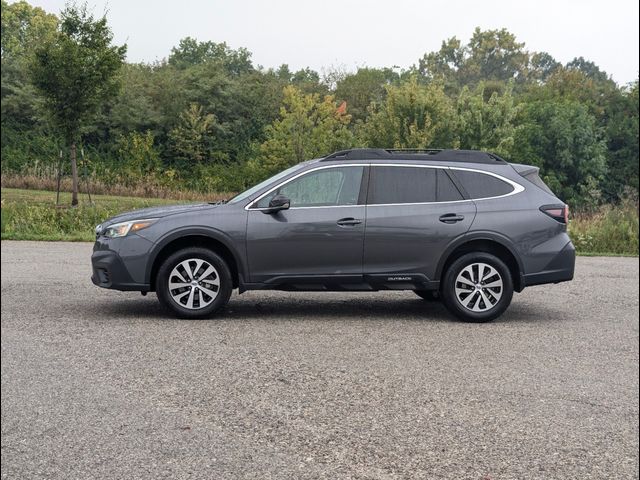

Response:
(334, 67), (399, 122)
(455, 83), (520, 156)
(257, 86), (354, 176)
(511, 100), (607, 206)
(1, 0), (58, 62)
(419, 28), (529, 86)
(168, 37), (253, 75)
(358, 77), (456, 149)
(569, 197), (639, 255)
(26, 1), (126, 205)
(29, 2), (126, 143)
(116, 131), (162, 182)
(168, 103), (225, 168)
(0, 188), (184, 241)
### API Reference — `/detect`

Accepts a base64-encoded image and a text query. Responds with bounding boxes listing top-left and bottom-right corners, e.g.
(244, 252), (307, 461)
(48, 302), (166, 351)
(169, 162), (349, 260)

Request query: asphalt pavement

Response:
(1, 241), (638, 479)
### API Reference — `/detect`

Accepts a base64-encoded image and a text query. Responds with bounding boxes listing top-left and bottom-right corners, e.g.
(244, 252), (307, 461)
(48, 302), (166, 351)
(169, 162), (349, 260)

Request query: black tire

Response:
(156, 247), (232, 319)
(414, 289), (441, 301)
(441, 252), (513, 323)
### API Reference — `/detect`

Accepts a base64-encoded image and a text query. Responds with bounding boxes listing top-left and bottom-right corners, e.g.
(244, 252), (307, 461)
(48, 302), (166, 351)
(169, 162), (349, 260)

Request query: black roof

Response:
(321, 148), (507, 164)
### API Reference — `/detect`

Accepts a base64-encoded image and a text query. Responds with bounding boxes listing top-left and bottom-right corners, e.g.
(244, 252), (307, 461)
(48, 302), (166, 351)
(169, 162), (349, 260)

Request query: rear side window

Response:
(451, 170), (514, 199)
(368, 166), (463, 204)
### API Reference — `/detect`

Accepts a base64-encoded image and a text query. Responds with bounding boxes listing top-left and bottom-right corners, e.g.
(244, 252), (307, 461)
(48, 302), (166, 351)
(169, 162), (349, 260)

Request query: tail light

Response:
(540, 204), (569, 224)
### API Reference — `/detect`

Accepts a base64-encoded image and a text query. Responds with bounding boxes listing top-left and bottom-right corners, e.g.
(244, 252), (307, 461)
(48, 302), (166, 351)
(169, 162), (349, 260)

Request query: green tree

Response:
(1, 0), (57, 61)
(465, 28), (528, 83)
(566, 57), (610, 83)
(512, 101), (607, 207)
(604, 81), (639, 198)
(168, 37), (253, 76)
(168, 103), (221, 168)
(528, 52), (561, 82)
(1, 0), (57, 134)
(357, 77), (456, 149)
(456, 83), (520, 157)
(418, 36), (465, 86)
(257, 86), (353, 175)
(418, 28), (529, 88)
(116, 130), (161, 184)
(29, 2), (126, 205)
(334, 67), (399, 122)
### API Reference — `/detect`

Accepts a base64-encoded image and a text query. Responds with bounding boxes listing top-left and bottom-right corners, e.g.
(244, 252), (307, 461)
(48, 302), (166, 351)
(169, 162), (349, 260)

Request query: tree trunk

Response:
(70, 143), (79, 206)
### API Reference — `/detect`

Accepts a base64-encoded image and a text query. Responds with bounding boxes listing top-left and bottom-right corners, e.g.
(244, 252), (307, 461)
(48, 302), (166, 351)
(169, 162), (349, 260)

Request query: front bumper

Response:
(91, 243), (150, 292)
(522, 241), (576, 287)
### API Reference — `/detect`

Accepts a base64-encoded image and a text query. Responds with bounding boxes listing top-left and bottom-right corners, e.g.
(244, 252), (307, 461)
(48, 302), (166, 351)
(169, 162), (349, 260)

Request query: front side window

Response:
(255, 166), (364, 208)
(368, 166), (463, 204)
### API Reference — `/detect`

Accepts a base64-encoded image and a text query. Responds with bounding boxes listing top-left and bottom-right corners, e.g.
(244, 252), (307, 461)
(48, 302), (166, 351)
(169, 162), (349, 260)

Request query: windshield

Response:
(227, 163), (307, 204)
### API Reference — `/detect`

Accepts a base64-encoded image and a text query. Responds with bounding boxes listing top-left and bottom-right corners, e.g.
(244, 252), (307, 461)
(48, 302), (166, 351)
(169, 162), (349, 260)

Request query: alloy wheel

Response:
(168, 258), (220, 310)
(454, 262), (503, 312)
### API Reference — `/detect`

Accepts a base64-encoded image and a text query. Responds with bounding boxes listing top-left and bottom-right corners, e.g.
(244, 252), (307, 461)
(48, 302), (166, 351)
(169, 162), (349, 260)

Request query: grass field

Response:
(1, 188), (193, 242)
(1, 187), (638, 255)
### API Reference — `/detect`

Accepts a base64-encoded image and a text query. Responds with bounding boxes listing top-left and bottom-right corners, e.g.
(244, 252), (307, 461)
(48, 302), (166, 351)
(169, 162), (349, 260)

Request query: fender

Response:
(144, 226), (248, 285)
(435, 230), (525, 282)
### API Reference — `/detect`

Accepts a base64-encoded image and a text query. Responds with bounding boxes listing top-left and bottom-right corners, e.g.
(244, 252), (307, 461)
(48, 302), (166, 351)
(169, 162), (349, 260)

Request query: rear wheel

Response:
(156, 247), (232, 319)
(441, 252), (513, 322)
(414, 290), (441, 301)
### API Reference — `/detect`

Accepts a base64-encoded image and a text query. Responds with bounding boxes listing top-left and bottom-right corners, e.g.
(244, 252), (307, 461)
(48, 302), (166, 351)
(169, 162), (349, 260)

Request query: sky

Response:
(23, 0), (640, 85)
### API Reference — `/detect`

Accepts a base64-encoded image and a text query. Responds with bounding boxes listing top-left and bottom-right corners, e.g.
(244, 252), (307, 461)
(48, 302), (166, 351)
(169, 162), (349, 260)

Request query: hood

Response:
(102, 203), (218, 226)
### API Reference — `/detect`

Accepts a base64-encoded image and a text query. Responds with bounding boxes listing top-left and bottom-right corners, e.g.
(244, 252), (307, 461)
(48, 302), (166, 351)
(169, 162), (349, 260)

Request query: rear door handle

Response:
(439, 213), (465, 224)
(337, 217), (362, 227)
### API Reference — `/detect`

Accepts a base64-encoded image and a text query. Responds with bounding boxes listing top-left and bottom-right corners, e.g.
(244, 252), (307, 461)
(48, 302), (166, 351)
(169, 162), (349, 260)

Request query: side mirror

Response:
(262, 194), (290, 214)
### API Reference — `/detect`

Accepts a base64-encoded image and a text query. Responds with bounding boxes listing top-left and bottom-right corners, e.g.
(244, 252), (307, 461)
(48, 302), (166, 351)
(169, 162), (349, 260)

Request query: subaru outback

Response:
(92, 148), (575, 322)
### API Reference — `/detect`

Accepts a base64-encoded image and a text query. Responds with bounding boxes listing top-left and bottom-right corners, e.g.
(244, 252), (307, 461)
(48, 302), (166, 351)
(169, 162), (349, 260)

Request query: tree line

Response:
(1, 0), (638, 208)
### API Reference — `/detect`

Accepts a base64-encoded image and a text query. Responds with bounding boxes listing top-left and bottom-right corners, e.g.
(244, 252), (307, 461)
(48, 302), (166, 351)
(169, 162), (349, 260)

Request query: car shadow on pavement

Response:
(86, 292), (565, 324)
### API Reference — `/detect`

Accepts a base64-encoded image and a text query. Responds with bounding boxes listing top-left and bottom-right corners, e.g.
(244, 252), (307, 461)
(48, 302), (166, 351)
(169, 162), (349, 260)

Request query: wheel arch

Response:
(146, 228), (245, 291)
(436, 233), (525, 292)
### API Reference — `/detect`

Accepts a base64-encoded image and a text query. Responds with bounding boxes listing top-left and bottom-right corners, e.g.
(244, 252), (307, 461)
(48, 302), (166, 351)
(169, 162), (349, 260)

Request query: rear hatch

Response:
(511, 163), (569, 224)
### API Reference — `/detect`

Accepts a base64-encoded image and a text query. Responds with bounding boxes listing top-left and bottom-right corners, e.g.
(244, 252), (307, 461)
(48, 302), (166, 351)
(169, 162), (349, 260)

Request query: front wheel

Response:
(156, 247), (232, 319)
(441, 252), (513, 323)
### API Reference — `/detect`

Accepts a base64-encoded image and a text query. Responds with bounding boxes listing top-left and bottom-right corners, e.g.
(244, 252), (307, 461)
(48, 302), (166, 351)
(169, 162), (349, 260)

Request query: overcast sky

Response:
(23, 0), (640, 85)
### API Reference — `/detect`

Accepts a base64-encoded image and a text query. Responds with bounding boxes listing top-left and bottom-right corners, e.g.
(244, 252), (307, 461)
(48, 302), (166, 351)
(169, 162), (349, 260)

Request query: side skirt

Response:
(239, 274), (440, 293)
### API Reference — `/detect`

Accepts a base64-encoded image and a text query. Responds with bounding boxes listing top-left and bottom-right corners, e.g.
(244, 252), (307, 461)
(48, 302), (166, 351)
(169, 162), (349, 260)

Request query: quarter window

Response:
(451, 170), (515, 199)
(255, 166), (364, 208)
(368, 166), (463, 204)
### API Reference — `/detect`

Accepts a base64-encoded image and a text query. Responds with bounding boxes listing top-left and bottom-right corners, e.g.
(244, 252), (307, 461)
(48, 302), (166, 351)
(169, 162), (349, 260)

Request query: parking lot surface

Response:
(1, 241), (638, 479)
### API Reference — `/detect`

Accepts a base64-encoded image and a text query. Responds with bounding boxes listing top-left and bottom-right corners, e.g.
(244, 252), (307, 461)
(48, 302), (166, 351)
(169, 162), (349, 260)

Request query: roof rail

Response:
(321, 148), (506, 164)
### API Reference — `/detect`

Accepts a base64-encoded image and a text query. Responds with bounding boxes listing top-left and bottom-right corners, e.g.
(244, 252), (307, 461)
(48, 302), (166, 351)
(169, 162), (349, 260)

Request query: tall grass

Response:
(569, 199), (638, 255)
(1, 188), (192, 242)
(0, 173), (233, 202)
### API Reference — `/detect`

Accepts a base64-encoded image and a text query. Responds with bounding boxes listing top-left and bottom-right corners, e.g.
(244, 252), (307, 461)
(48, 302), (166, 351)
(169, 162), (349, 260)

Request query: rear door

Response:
(363, 165), (476, 281)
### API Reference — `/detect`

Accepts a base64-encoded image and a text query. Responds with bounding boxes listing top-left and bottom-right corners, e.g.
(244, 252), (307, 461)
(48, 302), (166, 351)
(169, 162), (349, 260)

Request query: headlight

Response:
(102, 219), (157, 238)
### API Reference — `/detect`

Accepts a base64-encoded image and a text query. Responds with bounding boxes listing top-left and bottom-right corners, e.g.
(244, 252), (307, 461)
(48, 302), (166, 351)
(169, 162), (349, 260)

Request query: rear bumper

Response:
(523, 241), (575, 287)
(91, 249), (149, 291)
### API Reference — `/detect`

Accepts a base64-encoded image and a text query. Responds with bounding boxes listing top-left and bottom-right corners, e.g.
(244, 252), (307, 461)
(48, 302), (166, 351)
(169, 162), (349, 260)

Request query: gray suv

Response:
(92, 149), (575, 322)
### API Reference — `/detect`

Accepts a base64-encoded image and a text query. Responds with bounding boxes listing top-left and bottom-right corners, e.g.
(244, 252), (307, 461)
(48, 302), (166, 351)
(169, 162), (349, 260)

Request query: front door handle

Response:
(439, 213), (465, 224)
(337, 217), (362, 227)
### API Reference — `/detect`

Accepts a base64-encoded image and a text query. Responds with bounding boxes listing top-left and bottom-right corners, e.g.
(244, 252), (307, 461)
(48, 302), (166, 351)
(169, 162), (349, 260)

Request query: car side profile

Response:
(91, 148), (575, 322)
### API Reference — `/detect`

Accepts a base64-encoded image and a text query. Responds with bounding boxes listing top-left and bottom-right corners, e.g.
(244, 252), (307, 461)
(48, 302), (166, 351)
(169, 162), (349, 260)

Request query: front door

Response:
(246, 165), (367, 283)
